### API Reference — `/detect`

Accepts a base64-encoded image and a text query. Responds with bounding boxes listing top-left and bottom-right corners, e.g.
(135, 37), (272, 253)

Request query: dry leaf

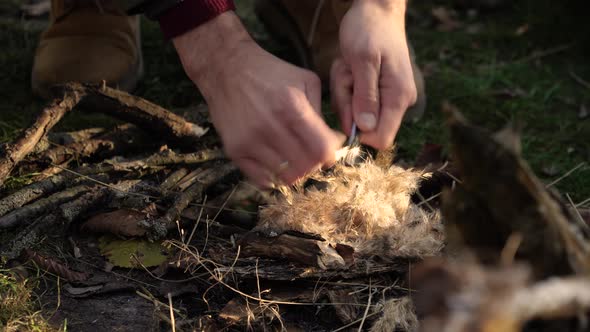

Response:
(83, 208), (149, 237)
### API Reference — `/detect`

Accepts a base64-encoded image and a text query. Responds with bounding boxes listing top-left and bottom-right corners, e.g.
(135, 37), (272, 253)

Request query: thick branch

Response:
(71, 83), (209, 148)
(0, 88), (83, 186)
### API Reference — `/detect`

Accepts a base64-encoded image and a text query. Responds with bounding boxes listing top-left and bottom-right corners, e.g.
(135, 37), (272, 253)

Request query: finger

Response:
(351, 56), (381, 132)
(261, 114), (317, 185)
(286, 95), (346, 168)
(305, 72), (322, 116)
(360, 97), (405, 150)
(236, 158), (274, 189)
(330, 58), (354, 135)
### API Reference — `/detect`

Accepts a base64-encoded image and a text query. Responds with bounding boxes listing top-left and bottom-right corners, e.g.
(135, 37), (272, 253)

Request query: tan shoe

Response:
(254, 0), (426, 122)
(32, 0), (143, 98)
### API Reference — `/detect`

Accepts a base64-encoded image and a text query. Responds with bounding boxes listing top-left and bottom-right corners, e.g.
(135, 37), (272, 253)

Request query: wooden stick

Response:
(0, 87), (83, 186)
(0, 150), (224, 218)
(72, 83), (209, 148)
(0, 184), (91, 229)
(144, 163), (238, 239)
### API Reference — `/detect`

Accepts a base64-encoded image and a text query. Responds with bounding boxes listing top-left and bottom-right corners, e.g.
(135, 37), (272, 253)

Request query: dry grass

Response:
(256, 148), (444, 261)
(0, 269), (60, 332)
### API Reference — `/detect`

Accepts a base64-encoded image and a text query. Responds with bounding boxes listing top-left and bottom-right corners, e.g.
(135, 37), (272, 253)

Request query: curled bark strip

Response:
(69, 82), (208, 148)
(24, 249), (89, 282)
(143, 163), (238, 239)
(0, 87), (83, 186)
(0, 184), (90, 230)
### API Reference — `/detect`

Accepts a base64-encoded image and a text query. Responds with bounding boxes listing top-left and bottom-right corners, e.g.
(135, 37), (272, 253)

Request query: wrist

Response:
(172, 12), (252, 94)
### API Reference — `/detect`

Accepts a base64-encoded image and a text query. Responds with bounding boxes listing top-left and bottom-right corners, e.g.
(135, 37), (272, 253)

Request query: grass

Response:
(0, 2), (587, 197)
(0, 268), (61, 332)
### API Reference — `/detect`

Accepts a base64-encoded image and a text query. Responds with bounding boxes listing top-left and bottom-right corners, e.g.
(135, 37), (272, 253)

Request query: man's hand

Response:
(331, 0), (417, 149)
(173, 12), (344, 188)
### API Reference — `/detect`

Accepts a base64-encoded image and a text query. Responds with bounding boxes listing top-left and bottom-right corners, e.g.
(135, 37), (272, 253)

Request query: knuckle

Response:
(357, 48), (380, 64)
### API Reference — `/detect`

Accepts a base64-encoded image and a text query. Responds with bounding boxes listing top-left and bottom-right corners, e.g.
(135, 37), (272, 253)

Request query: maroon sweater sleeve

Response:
(158, 0), (236, 39)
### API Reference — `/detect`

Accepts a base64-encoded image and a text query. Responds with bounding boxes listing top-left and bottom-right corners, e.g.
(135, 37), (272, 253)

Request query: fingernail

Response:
(358, 112), (377, 130)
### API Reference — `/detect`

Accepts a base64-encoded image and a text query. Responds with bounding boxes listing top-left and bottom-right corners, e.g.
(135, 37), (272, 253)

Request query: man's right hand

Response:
(172, 12), (344, 188)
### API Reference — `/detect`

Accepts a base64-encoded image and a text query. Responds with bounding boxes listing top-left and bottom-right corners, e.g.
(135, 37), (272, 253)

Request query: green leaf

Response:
(98, 236), (169, 268)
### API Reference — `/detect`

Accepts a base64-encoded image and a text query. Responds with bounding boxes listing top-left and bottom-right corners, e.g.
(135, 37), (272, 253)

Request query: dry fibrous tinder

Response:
(255, 147), (444, 261)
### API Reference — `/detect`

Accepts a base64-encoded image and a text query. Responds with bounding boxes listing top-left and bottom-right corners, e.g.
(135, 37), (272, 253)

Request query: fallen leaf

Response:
(98, 236), (170, 268)
(83, 208), (148, 237)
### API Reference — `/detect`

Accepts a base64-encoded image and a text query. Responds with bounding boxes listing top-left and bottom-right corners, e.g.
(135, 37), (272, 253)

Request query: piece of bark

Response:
(0, 184), (90, 229)
(37, 124), (154, 167)
(0, 87), (83, 186)
(64, 83), (209, 148)
(441, 102), (590, 276)
(237, 232), (347, 270)
(143, 163), (238, 239)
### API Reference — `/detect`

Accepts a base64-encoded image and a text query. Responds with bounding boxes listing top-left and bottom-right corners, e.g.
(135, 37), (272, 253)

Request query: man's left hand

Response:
(331, 0), (417, 149)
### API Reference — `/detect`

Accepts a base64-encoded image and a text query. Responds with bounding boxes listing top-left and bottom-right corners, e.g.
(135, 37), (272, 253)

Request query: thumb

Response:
(351, 59), (380, 132)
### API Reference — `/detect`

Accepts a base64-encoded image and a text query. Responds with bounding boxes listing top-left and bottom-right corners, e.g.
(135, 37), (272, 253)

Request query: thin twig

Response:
(569, 70), (590, 90)
(168, 293), (176, 332)
(566, 194), (590, 234)
(546, 163), (585, 188)
(357, 280), (373, 332)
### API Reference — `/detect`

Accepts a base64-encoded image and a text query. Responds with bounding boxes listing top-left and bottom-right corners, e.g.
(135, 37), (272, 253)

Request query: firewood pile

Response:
(0, 84), (589, 331)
